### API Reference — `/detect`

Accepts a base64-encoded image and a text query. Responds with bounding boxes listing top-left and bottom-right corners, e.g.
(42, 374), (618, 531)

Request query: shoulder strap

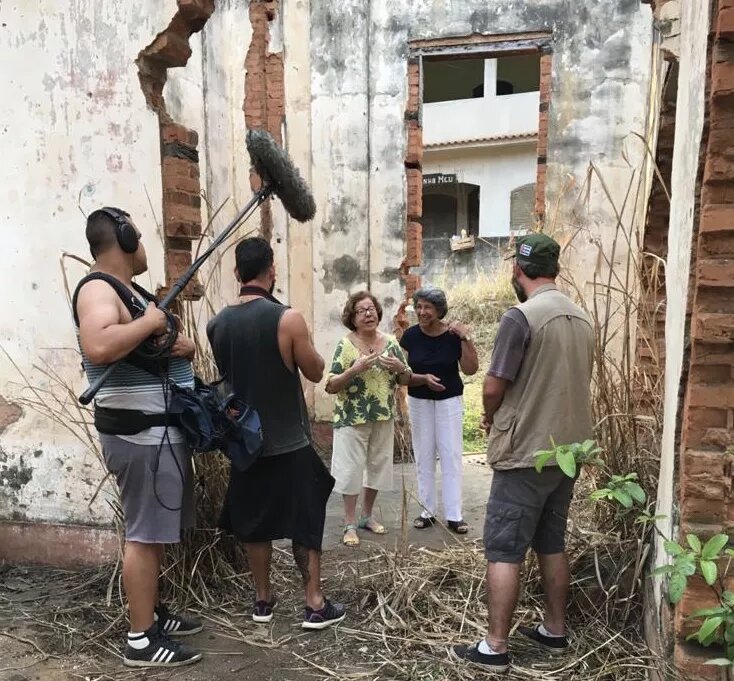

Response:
(72, 272), (151, 327)
(72, 272), (167, 379)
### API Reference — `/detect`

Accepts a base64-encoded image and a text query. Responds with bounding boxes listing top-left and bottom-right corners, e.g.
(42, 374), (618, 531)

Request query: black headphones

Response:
(100, 207), (139, 254)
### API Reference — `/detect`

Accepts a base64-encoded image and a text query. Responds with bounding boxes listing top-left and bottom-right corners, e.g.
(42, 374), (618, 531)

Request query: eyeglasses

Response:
(355, 306), (377, 316)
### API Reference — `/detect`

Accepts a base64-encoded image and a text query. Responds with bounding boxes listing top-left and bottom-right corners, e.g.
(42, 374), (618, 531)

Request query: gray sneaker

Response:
(302, 599), (346, 630)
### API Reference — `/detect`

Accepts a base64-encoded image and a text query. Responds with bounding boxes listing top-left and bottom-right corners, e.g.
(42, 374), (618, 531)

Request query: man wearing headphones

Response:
(73, 208), (202, 668)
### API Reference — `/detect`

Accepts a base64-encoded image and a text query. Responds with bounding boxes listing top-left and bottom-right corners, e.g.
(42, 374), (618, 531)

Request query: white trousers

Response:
(408, 395), (464, 522)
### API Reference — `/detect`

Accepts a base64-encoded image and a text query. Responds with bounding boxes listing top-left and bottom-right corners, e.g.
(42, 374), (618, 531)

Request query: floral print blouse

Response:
(328, 335), (407, 428)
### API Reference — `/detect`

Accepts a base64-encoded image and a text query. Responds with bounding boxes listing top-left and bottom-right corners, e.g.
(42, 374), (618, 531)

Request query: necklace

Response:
(352, 332), (381, 355)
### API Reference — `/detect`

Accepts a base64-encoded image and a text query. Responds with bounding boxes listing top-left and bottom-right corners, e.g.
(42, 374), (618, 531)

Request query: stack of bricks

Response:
(244, 0), (284, 241)
(161, 121), (203, 300)
(675, 1), (734, 677)
(402, 56), (423, 303)
(534, 48), (552, 224)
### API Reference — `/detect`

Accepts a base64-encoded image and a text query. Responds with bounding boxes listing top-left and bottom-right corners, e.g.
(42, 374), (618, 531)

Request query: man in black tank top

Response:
(207, 238), (346, 630)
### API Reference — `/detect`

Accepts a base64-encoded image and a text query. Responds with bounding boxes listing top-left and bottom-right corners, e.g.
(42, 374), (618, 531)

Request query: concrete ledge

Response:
(0, 520), (119, 567)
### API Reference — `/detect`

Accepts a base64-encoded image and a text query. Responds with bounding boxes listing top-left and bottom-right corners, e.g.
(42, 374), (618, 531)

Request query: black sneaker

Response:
(252, 596), (278, 624)
(155, 604), (203, 636)
(450, 641), (510, 672)
(518, 624), (569, 653)
(123, 626), (202, 668)
(302, 599), (346, 630)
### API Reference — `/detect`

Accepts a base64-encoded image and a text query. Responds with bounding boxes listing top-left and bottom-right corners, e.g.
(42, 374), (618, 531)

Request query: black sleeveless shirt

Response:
(206, 298), (311, 457)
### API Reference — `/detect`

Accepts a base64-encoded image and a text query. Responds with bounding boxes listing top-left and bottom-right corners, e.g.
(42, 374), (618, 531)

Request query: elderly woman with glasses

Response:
(399, 287), (479, 534)
(325, 291), (443, 546)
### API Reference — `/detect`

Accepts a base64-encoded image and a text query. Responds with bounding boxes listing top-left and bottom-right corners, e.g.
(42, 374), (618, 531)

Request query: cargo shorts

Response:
(483, 467), (576, 563)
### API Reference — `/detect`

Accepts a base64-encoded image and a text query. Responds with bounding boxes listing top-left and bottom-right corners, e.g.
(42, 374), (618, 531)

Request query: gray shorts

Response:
(100, 434), (195, 544)
(484, 467), (576, 563)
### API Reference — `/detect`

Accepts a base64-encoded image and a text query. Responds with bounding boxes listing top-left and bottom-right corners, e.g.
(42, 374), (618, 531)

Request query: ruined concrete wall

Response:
(306, 0), (653, 419)
(0, 1), (181, 526)
(0, 1), (250, 529)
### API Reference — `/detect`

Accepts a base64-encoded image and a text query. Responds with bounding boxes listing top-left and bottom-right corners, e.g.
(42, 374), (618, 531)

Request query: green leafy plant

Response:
(655, 534), (731, 602)
(535, 438), (734, 665)
(590, 472), (647, 509)
(533, 438), (602, 477)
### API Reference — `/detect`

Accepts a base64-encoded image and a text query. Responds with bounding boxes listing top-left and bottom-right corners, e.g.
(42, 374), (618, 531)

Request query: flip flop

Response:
(343, 524), (360, 546)
(358, 516), (387, 535)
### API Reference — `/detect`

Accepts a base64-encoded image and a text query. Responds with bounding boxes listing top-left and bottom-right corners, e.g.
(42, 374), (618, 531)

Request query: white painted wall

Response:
(423, 142), (537, 237)
(424, 93), (540, 146)
(423, 58), (539, 146)
(0, 1), (252, 526)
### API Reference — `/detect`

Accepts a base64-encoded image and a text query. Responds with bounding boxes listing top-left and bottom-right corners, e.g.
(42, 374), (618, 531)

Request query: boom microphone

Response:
(78, 131), (315, 404)
(246, 129), (316, 222)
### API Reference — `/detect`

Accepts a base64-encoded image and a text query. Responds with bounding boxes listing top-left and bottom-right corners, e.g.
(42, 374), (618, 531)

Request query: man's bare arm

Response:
(482, 374), (509, 432)
(77, 280), (167, 365)
(280, 308), (324, 383)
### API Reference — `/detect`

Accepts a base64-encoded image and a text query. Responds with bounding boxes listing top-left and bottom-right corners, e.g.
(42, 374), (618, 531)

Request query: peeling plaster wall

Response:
(305, 0), (653, 420)
(0, 1), (250, 526)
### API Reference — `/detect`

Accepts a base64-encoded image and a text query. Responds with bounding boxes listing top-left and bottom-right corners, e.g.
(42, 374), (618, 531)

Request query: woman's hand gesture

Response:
(351, 353), (378, 374)
(448, 321), (470, 340)
(378, 354), (406, 374)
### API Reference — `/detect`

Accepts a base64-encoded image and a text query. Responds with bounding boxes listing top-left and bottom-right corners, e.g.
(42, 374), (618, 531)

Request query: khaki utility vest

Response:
(486, 284), (594, 470)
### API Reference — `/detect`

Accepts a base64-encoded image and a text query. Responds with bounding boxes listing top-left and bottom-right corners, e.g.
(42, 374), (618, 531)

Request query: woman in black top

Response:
(400, 287), (479, 533)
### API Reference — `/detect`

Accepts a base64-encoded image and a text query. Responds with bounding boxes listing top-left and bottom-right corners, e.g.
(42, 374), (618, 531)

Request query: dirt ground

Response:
(0, 460), (666, 681)
(0, 462), (491, 681)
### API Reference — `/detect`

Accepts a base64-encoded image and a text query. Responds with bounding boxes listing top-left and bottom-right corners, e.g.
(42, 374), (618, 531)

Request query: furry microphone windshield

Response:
(246, 129), (316, 223)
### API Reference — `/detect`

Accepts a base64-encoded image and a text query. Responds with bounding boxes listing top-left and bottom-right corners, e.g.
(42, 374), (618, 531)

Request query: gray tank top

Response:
(206, 298), (311, 457)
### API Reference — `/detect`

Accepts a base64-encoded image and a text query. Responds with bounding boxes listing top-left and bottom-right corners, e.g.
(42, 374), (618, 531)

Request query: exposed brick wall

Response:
(0, 396), (22, 434)
(535, 48), (552, 223)
(394, 58), (423, 336)
(161, 122), (204, 298)
(244, 0), (284, 242)
(136, 0), (214, 301)
(675, 1), (734, 675)
(635, 63), (677, 407)
(401, 58), (423, 306)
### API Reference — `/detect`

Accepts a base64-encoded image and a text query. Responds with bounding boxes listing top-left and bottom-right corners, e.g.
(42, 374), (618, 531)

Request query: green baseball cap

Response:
(510, 233), (560, 269)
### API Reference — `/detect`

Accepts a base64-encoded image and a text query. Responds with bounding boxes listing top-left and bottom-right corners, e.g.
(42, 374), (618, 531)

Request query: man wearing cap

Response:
(451, 233), (594, 670)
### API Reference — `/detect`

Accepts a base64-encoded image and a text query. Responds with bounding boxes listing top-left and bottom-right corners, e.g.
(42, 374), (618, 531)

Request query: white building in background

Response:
(421, 55), (540, 244)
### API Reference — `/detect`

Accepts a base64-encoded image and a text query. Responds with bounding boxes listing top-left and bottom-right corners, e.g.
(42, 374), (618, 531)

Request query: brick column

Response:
(535, 48), (552, 224)
(675, 0), (734, 675)
(401, 57), (423, 307)
(244, 0), (284, 242)
(161, 122), (204, 299)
